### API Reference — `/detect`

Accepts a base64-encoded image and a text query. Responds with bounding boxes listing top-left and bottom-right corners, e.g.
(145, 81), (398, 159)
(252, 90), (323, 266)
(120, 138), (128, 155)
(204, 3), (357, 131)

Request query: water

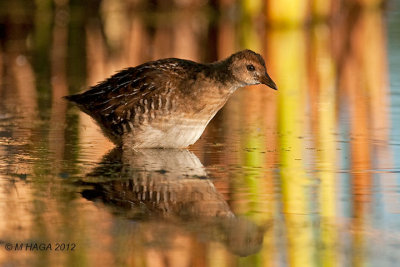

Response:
(1, 1), (400, 266)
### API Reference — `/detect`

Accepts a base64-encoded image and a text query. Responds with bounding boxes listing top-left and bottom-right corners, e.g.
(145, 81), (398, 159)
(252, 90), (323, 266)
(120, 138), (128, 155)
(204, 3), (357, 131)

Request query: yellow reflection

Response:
(310, 24), (337, 267)
(208, 243), (229, 267)
(239, 0), (262, 51)
(268, 27), (314, 266)
(241, 86), (276, 266)
(311, 0), (332, 19)
(266, 0), (307, 26)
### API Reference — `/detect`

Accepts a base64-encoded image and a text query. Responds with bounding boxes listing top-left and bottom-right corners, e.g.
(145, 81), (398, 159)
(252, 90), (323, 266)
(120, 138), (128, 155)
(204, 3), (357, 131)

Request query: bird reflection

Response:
(80, 148), (267, 256)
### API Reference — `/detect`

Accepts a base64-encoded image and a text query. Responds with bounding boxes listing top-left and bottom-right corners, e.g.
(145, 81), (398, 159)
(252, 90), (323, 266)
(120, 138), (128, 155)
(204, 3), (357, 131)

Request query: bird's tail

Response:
(63, 93), (91, 115)
(63, 94), (82, 103)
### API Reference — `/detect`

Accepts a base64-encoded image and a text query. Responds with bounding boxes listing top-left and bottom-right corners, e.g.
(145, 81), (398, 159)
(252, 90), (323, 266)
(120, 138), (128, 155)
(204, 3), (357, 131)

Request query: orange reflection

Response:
(337, 8), (389, 267)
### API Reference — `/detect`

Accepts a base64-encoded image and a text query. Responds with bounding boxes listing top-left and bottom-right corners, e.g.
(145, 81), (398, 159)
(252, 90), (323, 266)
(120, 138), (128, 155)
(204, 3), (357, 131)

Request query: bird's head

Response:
(228, 49), (277, 90)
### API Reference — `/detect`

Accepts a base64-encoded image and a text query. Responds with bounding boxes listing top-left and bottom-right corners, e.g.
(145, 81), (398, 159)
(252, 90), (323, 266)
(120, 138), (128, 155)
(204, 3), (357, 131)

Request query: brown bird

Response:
(65, 49), (277, 148)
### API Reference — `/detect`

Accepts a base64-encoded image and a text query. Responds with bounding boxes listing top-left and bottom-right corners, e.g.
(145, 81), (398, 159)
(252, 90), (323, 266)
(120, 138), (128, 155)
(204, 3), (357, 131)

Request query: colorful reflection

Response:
(1, 1), (400, 267)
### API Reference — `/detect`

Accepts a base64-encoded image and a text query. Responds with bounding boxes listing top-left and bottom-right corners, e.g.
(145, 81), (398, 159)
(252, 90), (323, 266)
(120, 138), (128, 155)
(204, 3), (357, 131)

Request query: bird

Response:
(65, 49), (277, 149)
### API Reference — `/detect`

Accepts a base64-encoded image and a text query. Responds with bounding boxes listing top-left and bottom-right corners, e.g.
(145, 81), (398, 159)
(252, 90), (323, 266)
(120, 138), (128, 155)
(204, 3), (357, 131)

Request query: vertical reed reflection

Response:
(268, 26), (315, 266)
(309, 24), (337, 267)
(336, 8), (389, 267)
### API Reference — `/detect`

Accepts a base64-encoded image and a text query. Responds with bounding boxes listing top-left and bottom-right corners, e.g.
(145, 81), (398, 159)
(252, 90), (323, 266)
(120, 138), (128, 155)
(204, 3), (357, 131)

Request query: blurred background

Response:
(1, 0), (400, 266)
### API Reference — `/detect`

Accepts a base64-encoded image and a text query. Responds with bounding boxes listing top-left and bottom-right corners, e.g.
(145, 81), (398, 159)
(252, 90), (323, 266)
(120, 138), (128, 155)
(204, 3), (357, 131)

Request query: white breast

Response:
(122, 123), (208, 148)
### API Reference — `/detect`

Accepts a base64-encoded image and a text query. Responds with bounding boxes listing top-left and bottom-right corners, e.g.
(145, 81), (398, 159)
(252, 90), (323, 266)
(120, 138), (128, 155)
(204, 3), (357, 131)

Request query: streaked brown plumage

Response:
(65, 49), (277, 148)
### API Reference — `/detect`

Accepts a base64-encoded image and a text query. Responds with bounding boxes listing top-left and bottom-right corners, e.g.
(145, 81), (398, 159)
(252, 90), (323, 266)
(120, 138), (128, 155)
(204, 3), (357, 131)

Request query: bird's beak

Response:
(260, 73), (277, 90)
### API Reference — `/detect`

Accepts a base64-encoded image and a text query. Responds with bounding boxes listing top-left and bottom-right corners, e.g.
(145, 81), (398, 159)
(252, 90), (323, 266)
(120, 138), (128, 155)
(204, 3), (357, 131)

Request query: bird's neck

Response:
(206, 59), (240, 89)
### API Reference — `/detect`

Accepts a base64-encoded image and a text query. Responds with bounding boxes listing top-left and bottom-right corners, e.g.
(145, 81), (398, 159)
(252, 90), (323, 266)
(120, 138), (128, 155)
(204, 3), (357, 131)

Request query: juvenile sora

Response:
(65, 49), (277, 148)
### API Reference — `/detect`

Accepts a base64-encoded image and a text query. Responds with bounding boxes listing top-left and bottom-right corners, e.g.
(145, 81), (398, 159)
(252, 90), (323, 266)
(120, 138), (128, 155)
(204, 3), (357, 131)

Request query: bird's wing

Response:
(65, 59), (199, 137)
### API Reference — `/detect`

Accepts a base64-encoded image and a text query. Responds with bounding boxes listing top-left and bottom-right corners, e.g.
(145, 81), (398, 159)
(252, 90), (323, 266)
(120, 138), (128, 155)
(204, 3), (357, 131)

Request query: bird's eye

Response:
(246, 64), (255, 71)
